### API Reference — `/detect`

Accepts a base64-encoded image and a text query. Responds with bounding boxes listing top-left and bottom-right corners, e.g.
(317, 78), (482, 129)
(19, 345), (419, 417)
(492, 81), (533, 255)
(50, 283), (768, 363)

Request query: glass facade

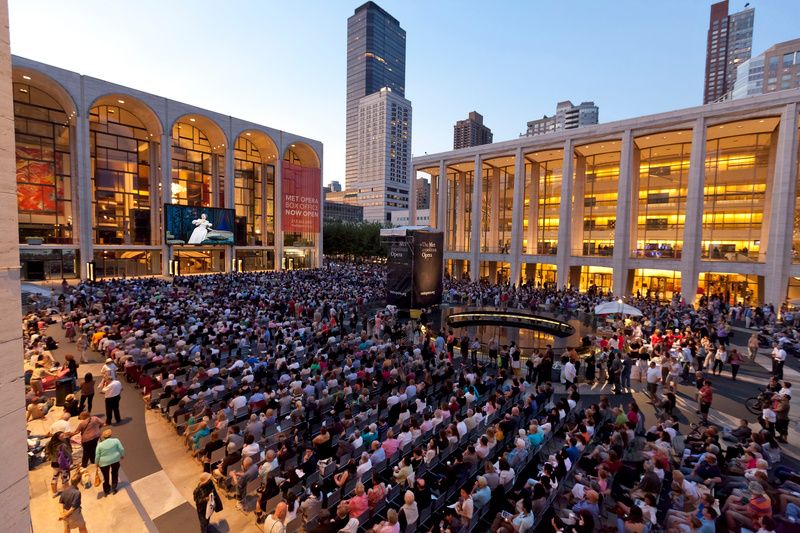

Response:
(234, 137), (263, 245)
(445, 164), (473, 253)
(520, 263), (557, 287)
(523, 152), (562, 255)
(14, 82), (73, 244)
(174, 249), (225, 274)
(576, 144), (620, 256)
(90, 105), (152, 245)
(632, 269), (682, 300)
(634, 133), (691, 259)
(579, 266), (613, 292)
(698, 272), (761, 304)
(445, 259), (470, 280)
(171, 123), (214, 207)
(19, 248), (78, 280)
(92, 249), (159, 278)
(479, 261), (511, 283)
(480, 156), (514, 253)
(702, 118), (777, 262)
(235, 249), (275, 271)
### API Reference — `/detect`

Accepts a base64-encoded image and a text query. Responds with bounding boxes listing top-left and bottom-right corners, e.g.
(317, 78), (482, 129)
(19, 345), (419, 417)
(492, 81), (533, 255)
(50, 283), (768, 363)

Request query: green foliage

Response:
(323, 221), (387, 259)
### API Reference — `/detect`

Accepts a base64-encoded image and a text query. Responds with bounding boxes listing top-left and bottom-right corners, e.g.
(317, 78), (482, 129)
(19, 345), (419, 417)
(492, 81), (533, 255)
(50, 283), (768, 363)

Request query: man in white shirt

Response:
(230, 394), (247, 412)
(563, 360), (577, 390)
(645, 361), (661, 399)
(48, 412), (71, 436)
(456, 416), (468, 440)
(772, 343), (786, 379)
(102, 378), (123, 424)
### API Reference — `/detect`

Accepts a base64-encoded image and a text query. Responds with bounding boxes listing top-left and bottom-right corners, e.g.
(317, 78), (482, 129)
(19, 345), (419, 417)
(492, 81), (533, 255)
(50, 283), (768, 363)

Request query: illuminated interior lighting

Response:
(22, 75), (31, 80)
(19, 88), (27, 93)
(189, 118), (196, 122)
(117, 99), (125, 104)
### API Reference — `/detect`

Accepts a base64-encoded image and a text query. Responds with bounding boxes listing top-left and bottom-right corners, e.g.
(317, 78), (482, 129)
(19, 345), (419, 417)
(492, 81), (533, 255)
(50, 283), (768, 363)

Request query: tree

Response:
(323, 221), (386, 259)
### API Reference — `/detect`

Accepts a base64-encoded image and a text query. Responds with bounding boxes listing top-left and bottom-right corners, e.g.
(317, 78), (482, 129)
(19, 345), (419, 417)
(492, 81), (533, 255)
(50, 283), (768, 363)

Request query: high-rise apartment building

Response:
(329, 180), (342, 192)
(345, 2), (407, 222)
(356, 88), (412, 222)
(703, 0), (754, 104)
(453, 111), (493, 149)
(416, 177), (430, 210)
(523, 100), (598, 137)
(731, 39), (800, 100)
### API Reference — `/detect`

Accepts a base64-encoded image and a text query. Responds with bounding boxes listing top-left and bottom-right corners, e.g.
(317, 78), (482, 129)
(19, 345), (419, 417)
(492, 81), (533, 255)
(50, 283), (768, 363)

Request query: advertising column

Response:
(387, 240), (413, 308)
(412, 230), (444, 307)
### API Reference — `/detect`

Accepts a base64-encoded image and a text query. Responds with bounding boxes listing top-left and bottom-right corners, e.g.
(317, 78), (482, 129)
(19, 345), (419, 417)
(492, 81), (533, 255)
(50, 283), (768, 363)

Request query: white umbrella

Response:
(594, 300), (643, 317)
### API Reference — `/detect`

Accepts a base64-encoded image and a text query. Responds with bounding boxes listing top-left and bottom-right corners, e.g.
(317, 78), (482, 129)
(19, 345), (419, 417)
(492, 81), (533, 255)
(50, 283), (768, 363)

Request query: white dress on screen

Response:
(188, 216), (212, 244)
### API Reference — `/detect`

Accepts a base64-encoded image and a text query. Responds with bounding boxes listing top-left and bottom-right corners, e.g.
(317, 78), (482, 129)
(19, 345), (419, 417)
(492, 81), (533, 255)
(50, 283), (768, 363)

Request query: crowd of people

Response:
(19, 265), (800, 532)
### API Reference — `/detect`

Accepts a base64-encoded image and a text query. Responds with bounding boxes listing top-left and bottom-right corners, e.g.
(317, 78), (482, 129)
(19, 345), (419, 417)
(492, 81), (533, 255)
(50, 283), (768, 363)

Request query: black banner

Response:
(387, 240), (412, 308)
(412, 231), (443, 307)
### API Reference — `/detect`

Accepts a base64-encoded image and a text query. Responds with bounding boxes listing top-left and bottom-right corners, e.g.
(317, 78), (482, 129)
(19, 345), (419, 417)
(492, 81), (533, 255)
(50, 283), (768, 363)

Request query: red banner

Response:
(282, 162), (321, 233)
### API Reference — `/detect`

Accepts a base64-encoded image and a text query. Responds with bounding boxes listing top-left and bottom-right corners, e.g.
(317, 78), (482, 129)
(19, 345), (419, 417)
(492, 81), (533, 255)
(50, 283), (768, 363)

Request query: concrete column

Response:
(211, 153), (220, 207)
(509, 147), (525, 285)
(629, 145), (642, 257)
(680, 117), (707, 304)
(429, 173), (438, 228)
(161, 132), (172, 275)
(436, 160), (447, 232)
(765, 103), (799, 305)
(470, 154), (483, 280)
(409, 167), (417, 225)
(0, 1), (32, 527)
(556, 140), (575, 287)
(526, 161), (539, 255)
(612, 130), (635, 296)
(571, 155), (586, 255)
(275, 156), (284, 270)
(759, 130), (780, 259)
(75, 112), (93, 279)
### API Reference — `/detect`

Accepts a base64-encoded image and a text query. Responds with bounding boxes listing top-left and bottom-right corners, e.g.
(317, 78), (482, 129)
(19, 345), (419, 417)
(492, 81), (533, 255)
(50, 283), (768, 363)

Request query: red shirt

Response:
(699, 385), (713, 404)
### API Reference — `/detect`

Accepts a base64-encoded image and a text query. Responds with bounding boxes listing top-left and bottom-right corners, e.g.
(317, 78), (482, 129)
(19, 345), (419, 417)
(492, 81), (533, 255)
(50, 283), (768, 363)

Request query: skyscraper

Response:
(523, 100), (598, 137)
(731, 38), (800, 100)
(345, 2), (407, 222)
(703, 0), (754, 104)
(453, 111), (493, 149)
(356, 88), (412, 222)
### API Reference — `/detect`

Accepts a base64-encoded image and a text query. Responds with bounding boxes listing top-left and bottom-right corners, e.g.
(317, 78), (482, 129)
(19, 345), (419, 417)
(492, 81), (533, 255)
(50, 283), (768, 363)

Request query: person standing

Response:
(95, 428), (125, 496)
(698, 380), (713, 424)
(73, 412), (103, 469)
(76, 334), (89, 364)
(563, 358), (577, 391)
(712, 345), (727, 376)
(78, 373), (94, 414)
(748, 333), (760, 361)
(610, 353), (623, 395)
(645, 361), (661, 400)
(58, 474), (88, 533)
(102, 377), (122, 425)
(729, 349), (742, 381)
(470, 337), (480, 368)
(772, 343), (786, 380)
(193, 472), (222, 533)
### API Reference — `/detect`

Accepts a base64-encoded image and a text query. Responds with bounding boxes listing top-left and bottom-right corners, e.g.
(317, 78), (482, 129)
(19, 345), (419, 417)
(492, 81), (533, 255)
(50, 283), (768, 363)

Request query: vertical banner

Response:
(412, 230), (444, 307)
(282, 162), (321, 233)
(387, 240), (412, 308)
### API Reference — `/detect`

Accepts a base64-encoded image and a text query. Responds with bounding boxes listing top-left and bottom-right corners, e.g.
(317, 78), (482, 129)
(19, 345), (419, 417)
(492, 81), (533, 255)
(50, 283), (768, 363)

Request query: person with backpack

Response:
(45, 431), (73, 496)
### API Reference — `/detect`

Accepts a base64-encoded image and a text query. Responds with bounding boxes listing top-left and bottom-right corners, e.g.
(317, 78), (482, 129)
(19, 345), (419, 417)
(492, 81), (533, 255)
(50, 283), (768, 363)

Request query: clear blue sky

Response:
(8, 0), (799, 185)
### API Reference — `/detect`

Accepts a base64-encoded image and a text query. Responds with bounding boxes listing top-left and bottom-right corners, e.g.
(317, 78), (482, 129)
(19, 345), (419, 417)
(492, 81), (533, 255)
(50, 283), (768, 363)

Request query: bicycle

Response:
(745, 388), (773, 415)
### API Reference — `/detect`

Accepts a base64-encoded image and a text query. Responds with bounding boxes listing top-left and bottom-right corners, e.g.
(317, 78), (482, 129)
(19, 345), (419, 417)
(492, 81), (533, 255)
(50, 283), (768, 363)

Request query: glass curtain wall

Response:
(632, 269), (682, 300)
(523, 153), (562, 255)
(519, 263), (557, 287)
(634, 134), (690, 259)
(702, 118), (776, 262)
(445, 164), (473, 252)
(579, 266), (613, 292)
(171, 123), (213, 206)
(579, 148), (619, 256)
(698, 272), (761, 304)
(13, 82), (73, 243)
(90, 105), (151, 245)
(480, 157), (514, 253)
(234, 137), (262, 245)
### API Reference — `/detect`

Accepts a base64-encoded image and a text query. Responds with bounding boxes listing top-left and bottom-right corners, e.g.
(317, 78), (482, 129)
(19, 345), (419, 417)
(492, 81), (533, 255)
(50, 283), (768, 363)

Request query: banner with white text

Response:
(282, 162), (321, 233)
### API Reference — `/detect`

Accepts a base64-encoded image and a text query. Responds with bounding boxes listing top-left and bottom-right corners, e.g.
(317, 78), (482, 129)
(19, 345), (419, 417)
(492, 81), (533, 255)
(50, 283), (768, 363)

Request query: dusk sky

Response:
(9, 0), (799, 184)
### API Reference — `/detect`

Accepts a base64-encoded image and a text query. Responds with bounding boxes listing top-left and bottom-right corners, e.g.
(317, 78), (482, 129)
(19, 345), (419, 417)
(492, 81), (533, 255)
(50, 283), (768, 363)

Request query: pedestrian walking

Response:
(645, 361), (660, 400)
(193, 472), (222, 533)
(73, 412), (103, 469)
(748, 333), (760, 361)
(729, 349), (742, 381)
(58, 474), (88, 533)
(95, 428), (125, 496)
(78, 373), (94, 414)
(611, 353), (623, 395)
(76, 334), (89, 364)
(712, 345), (727, 375)
(101, 377), (122, 425)
(45, 431), (73, 497)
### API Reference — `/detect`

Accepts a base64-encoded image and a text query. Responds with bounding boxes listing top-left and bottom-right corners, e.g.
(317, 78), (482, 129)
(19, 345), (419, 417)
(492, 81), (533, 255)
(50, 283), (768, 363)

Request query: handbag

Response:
(94, 466), (102, 487)
(206, 491), (216, 520)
